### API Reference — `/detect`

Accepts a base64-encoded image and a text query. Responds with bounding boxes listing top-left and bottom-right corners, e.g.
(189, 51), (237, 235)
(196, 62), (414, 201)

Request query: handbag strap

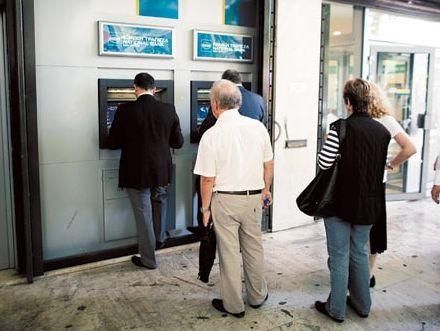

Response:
(338, 120), (346, 146)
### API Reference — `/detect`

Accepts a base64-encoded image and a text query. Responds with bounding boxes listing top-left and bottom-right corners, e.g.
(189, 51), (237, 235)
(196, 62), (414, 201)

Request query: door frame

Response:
(0, 10), (16, 270)
(368, 44), (435, 201)
(4, 0), (43, 282)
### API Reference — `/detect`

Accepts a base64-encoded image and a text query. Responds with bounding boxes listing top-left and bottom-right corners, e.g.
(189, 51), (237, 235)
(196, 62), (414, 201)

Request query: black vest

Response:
(332, 113), (391, 225)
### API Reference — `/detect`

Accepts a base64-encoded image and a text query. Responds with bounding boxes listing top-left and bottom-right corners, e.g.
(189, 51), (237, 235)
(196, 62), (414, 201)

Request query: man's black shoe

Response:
(346, 297), (369, 318)
(250, 293), (269, 309)
(212, 299), (245, 318)
(156, 241), (166, 250)
(131, 256), (156, 269)
(370, 275), (376, 288)
(314, 301), (344, 323)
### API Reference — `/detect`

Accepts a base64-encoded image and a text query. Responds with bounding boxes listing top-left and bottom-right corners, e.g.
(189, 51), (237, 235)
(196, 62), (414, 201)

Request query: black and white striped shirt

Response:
(318, 129), (339, 170)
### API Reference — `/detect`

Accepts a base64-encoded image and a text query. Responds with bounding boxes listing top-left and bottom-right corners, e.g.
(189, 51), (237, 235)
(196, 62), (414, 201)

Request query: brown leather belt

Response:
(216, 190), (262, 195)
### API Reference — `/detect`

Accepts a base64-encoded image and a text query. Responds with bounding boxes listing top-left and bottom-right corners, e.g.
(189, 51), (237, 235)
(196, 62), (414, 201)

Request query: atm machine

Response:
(190, 81), (252, 143)
(98, 78), (176, 246)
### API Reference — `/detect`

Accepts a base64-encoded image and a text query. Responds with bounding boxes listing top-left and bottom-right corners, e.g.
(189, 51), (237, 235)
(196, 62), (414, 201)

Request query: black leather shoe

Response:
(156, 241), (166, 250)
(370, 275), (376, 288)
(250, 293), (269, 309)
(346, 297), (369, 318)
(314, 301), (344, 323)
(131, 256), (156, 269)
(212, 299), (245, 318)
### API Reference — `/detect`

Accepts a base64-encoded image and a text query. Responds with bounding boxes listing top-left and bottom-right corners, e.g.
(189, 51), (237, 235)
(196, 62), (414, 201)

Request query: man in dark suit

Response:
(107, 72), (184, 269)
(197, 69), (266, 140)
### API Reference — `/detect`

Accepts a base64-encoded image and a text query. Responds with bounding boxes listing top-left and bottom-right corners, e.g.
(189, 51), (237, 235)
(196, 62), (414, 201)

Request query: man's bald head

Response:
(210, 79), (242, 113)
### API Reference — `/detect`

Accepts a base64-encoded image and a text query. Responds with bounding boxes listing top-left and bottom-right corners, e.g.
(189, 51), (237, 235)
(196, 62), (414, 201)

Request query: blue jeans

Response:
(127, 188), (158, 268)
(324, 216), (372, 320)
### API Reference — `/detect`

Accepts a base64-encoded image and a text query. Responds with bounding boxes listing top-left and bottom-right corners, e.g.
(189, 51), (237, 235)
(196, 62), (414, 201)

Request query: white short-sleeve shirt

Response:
(375, 115), (404, 138)
(193, 109), (273, 191)
(374, 115), (406, 183)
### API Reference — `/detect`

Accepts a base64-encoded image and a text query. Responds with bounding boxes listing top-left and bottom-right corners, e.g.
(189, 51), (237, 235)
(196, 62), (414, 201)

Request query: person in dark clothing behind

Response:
(107, 72), (184, 269)
(314, 78), (390, 323)
(192, 69), (267, 283)
(197, 69), (266, 140)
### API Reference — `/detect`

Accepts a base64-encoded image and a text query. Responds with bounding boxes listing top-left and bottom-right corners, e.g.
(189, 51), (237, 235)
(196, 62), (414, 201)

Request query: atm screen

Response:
(197, 102), (210, 125)
(105, 87), (136, 134)
(107, 104), (118, 131)
(196, 88), (211, 126)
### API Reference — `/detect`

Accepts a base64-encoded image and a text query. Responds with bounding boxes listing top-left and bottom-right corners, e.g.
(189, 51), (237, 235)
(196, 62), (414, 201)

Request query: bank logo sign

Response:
(194, 30), (253, 63)
(99, 22), (174, 58)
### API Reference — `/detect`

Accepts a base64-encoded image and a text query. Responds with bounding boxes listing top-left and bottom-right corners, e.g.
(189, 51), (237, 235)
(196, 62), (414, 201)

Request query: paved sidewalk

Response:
(0, 199), (439, 331)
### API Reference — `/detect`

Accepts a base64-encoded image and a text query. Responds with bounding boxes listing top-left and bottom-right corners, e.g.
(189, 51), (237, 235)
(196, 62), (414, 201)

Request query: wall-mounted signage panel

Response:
(225, 0), (256, 27)
(99, 22), (174, 58)
(193, 30), (253, 63)
(137, 0), (179, 19)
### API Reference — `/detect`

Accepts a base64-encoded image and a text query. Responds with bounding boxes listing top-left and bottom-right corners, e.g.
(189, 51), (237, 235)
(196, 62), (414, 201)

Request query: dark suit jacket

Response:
(197, 85), (266, 141)
(107, 94), (184, 189)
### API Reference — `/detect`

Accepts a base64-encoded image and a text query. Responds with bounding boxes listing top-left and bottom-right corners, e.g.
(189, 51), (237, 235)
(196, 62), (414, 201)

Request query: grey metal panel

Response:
(103, 197), (136, 241)
(102, 169), (127, 199)
(36, 66), (99, 164)
(40, 162), (101, 260)
(102, 168), (136, 241)
(40, 162), (140, 260)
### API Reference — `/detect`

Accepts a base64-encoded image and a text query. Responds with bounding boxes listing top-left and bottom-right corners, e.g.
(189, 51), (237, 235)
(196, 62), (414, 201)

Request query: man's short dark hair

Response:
(221, 69), (242, 84)
(134, 72), (155, 90)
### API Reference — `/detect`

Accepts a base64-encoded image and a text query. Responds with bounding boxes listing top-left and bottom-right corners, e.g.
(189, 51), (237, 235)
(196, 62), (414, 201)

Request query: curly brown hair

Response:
(368, 82), (390, 119)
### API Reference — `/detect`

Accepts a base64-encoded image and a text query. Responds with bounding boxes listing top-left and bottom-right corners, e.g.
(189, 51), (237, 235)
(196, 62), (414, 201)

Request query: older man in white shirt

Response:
(432, 153), (440, 204)
(193, 79), (274, 318)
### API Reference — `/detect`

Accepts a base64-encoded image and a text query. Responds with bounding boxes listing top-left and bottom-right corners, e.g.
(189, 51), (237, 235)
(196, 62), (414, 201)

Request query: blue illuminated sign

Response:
(225, 0), (256, 27)
(99, 22), (174, 58)
(193, 30), (253, 63)
(137, 0), (178, 19)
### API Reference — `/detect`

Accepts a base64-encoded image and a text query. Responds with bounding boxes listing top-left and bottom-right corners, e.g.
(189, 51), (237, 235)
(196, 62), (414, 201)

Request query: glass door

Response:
(369, 46), (433, 200)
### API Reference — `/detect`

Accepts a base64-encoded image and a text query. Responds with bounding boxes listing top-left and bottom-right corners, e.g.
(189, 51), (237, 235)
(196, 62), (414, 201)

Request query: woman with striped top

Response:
(314, 79), (391, 323)
(318, 128), (340, 170)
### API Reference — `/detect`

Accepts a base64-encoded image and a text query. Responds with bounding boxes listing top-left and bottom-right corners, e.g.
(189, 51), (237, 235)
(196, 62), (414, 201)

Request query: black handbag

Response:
(296, 120), (346, 218)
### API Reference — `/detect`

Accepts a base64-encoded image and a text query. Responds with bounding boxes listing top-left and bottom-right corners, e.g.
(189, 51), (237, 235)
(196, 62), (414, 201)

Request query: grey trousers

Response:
(151, 186), (169, 243)
(127, 188), (157, 268)
(211, 192), (268, 313)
